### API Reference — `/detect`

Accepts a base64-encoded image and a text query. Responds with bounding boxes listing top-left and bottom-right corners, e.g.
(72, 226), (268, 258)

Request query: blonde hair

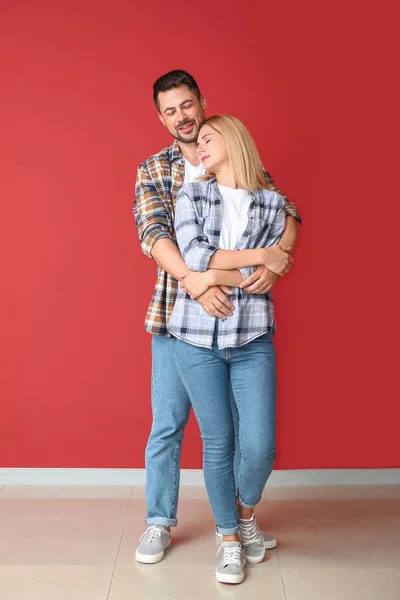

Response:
(198, 115), (271, 191)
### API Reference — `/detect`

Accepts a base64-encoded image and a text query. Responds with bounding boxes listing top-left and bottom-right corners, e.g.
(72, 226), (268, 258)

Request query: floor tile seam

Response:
(276, 546), (289, 600)
(0, 487), (135, 499)
(124, 484), (137, 516)
(0, 515), (182, 524)
(279, 567), (400, 572)
(261, 516), (400, 523)
(0, 516), (129, 523)
(106, 495), (133, 600)
(0, 563), (117, 568)
(271, 502), (289, 600)
(112, 564), (283, 571)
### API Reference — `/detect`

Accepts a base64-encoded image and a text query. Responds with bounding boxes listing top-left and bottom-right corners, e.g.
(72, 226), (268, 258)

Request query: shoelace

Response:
(139, 525), (163, 544)
(217, 545), (242, 566)
(240, 518), (262, 546)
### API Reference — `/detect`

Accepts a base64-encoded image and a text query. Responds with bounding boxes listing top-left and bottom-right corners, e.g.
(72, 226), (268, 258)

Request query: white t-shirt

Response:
(218, 184), (251, 250)
(183, 158), (206, 184)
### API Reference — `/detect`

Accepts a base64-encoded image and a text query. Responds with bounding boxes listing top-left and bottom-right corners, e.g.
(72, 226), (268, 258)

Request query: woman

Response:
(168, 115), (293, 584)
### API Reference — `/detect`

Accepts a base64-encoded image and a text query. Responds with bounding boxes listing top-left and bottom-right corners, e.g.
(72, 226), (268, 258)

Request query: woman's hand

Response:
(180, 271), (213, 299)
(262, 245), (293, 276)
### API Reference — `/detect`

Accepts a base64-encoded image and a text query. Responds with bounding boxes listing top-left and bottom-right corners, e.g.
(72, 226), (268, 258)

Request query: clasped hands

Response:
(179, 245), (293, 319)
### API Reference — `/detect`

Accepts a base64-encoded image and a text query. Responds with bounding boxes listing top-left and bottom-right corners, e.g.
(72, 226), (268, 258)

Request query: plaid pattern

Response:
(133, 140), (301, 337)
(168, 179), (286, 348)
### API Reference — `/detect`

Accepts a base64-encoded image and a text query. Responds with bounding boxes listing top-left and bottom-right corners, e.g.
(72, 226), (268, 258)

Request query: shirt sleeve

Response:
(265, 193), (287, 247)
(174, 187), (218, 272)
(133, 164), (176, 259)
(263, 168), (302, 224)
(238, 190), (287, 281)
(238, 266), (257, 280)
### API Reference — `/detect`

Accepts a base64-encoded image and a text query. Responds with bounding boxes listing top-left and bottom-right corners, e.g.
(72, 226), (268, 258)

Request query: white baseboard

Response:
(0, 468), (399, 486)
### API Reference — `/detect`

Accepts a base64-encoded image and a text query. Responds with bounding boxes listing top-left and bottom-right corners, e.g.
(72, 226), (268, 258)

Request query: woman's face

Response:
(197, 124), (228, 172)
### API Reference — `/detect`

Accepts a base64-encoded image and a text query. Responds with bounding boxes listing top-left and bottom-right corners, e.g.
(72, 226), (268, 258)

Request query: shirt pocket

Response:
(202, 212), (220, 244)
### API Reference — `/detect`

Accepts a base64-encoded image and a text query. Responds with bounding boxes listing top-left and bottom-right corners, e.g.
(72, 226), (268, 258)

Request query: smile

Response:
(179, 123), (194, 132)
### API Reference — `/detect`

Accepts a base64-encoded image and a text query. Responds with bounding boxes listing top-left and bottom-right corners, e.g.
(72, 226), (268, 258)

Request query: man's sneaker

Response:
(135, 525), (171, 564)
(216, 527), (277, 549)
(215, 541), (246, 584)
(239, 515), (266, 563)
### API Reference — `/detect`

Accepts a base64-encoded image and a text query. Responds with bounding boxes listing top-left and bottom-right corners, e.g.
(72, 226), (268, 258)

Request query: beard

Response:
(173, 119), (201, 144)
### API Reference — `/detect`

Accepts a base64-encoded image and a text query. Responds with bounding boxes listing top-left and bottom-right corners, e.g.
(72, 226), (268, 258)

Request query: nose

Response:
(175, 106), (185, 122)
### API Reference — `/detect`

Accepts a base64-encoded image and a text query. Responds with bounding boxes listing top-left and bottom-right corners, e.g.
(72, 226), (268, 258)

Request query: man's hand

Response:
(196, 286), (234, 319)
(240, 265), (280, 294)
(180, 271), (212, 300)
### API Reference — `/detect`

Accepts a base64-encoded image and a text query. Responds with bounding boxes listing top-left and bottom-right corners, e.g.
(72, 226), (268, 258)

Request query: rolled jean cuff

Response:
(146, 517), (177, 527)
(238, 495), (259, 509)
(216, 525), (240, 535)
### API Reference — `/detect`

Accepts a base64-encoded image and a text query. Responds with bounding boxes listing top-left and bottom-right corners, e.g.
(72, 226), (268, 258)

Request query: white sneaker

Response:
(135, 525), (171, 564)
(216, 527), (277, 549)
(215, 541), (246, 584)
(239, 515), (266, 563)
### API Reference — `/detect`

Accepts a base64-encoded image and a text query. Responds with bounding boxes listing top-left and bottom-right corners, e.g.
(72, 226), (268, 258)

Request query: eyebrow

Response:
(197, 132), (212, 145)
(163, 99), (194, 115)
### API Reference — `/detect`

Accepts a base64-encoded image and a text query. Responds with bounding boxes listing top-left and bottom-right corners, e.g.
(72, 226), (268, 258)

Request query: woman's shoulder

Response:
(254, 188), (285, 207)
(178, 178), (216, 199)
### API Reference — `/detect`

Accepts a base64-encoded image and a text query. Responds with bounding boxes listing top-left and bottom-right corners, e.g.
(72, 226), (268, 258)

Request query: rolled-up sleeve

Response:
(133, 165), (175, 259)
(263, 169), (302, 224)
(175, 188), (218, 272)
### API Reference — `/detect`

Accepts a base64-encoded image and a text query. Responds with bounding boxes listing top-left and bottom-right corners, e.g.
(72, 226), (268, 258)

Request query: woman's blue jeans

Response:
(174, 331), (276, 535)
(145, 335), (240, 528)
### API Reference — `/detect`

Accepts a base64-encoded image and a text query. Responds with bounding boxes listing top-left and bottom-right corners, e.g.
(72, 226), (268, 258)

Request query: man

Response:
(133, 70), (300, 564)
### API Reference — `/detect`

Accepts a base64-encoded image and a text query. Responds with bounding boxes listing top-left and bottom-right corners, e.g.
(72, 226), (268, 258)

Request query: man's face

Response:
(157, 85), (207, 144)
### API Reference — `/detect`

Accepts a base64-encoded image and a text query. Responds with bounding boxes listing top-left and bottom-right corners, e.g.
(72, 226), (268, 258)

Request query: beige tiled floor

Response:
(0, 484), (399, 599)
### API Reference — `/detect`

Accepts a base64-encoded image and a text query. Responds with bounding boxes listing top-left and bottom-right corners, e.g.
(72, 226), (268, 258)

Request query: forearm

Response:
(152, 238), (191, 281)
(279, 216), (300, 253)
(207, 269), (244, 287)
(208, 248), (264, 270)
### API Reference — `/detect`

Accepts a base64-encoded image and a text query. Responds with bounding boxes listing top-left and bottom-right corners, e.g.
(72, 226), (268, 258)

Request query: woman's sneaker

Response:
(216, 527), (277, 549)
(215, 541), (246, 584)
(135, 525), (171, 564)
(239, 515), (266, 563)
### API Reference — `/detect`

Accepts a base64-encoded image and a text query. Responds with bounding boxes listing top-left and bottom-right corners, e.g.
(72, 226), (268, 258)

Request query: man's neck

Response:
(178, 142), (201, 166)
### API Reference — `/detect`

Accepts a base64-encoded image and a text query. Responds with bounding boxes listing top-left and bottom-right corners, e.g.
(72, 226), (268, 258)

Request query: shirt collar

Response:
(168, 139), (183, 164)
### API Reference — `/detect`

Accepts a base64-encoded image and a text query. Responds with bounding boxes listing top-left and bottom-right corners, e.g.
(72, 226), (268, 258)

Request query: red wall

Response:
(1, 0), (398, 469)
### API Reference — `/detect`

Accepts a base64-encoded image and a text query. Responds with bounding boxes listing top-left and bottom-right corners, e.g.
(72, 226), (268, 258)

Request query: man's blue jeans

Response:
(174, 332), (276, 535)
(145, 334), (240, 527)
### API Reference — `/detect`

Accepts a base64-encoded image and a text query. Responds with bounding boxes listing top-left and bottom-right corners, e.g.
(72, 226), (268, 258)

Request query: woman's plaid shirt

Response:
(169, 180), (286, 348)
(133, 140), (301, 337)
